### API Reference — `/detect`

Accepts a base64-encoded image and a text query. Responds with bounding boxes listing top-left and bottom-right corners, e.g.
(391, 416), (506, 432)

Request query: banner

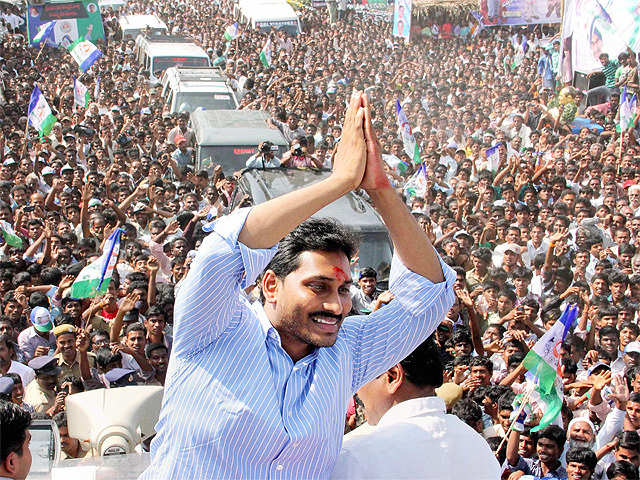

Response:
(26, 0), (105, 48)
(392, 0), (410, 40)
(596, 0), (640, 53)
(478, 0), (561, 26)
(561, 0), (628, 74)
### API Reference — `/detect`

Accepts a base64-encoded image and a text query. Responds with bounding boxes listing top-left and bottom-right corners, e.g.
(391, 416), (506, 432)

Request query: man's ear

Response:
(262, 269), (280, 304)
(385, 364), (404, 395)
(4, 451), (18, 474)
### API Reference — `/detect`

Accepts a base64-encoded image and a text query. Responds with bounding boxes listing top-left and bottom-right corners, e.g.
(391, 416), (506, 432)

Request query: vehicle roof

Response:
(239, 169), (387, 233)
(118, 14), (167, 30)
(166, 67), (227, 82)
(175, 81), (232, 92)
(145, 43), (209, 58)
(191, 110), (288, 146)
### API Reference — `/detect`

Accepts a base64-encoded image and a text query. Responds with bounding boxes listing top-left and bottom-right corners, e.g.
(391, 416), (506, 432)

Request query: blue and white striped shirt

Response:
(140, 208), (456, 480)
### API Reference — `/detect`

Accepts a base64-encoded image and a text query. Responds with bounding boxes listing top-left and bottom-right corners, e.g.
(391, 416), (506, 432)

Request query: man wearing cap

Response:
(52, 325), (94, 382)
(612, 341), (640, 375)
(23, 355), (61, 415)
(167, 115), (194, 147)
(17, 306), (56, 363)
(170, 136), (193, 169)
(104, 368), (138, 388)
(331, 339), (499, 479)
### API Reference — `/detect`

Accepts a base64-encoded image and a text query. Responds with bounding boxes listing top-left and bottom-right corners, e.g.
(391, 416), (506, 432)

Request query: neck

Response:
(148, 333), (163, 344)
(541, 459), (560, 475)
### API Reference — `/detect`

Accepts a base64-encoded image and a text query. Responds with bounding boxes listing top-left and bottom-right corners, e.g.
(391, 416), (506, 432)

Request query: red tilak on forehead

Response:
(332, 266), (348, 282)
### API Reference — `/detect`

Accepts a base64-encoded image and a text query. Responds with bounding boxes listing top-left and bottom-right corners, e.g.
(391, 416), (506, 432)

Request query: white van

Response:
(160, 67), (238, 113)
(135, 35), (211, 85)
(237, 0), (301, 36)
(118, 14), (168, 40)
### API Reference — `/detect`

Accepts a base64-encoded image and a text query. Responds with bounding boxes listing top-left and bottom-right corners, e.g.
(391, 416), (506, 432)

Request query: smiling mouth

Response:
(311, 315), (341, 333)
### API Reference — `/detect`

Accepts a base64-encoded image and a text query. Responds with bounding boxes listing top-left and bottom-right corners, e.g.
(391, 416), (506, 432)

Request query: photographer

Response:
(245, 141), (281, 169)
(280, 135), (324, 169)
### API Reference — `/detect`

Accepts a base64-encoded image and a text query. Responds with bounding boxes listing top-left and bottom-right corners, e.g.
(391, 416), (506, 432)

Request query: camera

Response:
(292, 144), (303, 156)
(259, 141), (273, 153)
(260, 141), (278, 154)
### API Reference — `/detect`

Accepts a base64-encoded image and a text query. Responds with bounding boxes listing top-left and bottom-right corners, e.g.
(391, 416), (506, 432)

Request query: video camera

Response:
(259, 141), (279, 154)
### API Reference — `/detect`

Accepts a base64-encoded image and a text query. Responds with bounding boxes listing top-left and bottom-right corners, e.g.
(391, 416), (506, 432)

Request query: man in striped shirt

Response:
(140, 91), (455, 480)
(586, 53), (619, 106)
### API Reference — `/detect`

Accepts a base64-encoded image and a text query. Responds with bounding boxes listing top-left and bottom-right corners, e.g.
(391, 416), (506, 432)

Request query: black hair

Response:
(618, 430), (640, 452)
(399, 337), (443, 388)
(145, 305), (166, 320)
(453, 331), (473, 347)
(470, 355), (494, 374)
(145, 342), (168, 359)
(498, 391), (516, 411)
(0, 401), (31, 462)
(124, 322), (146, 337)
(561, 357), (578, 375)
(566, 447), (597, 471)
(451, 398), (482, 428)
(94, 348), (122, 368)
(505, 353), (524, 370)
(265, 218), (358, 279)
(60, 376), (84, 392)
(599, 326), (620, 339)
(607, 461), (639, 480)
(359, 267), (377, 280)
(533, 425), (566, 451)
(52, 411), (67, 429)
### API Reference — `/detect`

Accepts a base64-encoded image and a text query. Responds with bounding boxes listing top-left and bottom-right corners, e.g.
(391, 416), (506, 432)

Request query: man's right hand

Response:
(331, 90), (366, 192)
(34, 346), (49, 357)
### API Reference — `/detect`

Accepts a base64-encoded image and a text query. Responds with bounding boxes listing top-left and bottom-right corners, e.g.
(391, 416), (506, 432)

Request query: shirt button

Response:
(292, 442), (299, 447)
(276, 464), (283, 471)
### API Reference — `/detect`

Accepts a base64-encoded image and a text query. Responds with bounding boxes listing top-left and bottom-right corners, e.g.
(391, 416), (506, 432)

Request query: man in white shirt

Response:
(331, 339), (500, 479)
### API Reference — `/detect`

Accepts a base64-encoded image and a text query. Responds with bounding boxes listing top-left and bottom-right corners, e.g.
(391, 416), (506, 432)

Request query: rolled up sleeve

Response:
(172, 208), (278, 356)
(343, 250), (456, 391)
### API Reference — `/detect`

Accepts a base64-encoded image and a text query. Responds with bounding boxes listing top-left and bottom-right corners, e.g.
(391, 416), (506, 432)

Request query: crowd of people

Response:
(0, 0), (639, 478)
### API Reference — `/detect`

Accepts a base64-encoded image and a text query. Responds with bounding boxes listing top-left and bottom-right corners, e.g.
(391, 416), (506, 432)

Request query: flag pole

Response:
(618, 129), (624, 177)
(21, 82), (35, 157)
(33, 41), (47, 63)
(494, 386), (534, 457)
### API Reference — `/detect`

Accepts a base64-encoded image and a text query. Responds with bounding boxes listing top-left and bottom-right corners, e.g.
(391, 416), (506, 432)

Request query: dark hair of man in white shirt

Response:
(355, 337), (443, 426)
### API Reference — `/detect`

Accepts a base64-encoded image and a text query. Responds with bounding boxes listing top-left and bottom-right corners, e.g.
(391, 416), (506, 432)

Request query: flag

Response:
(470, 11), (485, 37)
(484, 142), (502, 172)
(69, 228), (123, 298)
(382, 153), (410, 176)
(396, 100), (420, 164)
(522, 304), (578, 432)
(67, 37), (102, 73)
(73, 77), (90, 108)
(0, 221), (22, 249)
(94, 75), (101, 100)
(27, 86), (57, 137)
(619, 87), (637, 133)
(33, 20), (56, 45)
(224, 22), (239, 42)
(259, 37), (272, 68)
(403, 162), (428, 198)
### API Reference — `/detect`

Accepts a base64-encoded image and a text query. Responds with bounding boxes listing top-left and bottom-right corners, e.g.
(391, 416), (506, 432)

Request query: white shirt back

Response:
(330, 396), (500, 479)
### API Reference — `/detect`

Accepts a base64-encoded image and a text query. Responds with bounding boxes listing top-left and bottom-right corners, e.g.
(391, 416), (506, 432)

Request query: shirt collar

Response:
(377, 396), (445, 428)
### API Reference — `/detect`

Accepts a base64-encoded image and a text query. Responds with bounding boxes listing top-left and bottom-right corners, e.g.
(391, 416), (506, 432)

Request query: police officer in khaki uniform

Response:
(23, 356), (61, 416)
